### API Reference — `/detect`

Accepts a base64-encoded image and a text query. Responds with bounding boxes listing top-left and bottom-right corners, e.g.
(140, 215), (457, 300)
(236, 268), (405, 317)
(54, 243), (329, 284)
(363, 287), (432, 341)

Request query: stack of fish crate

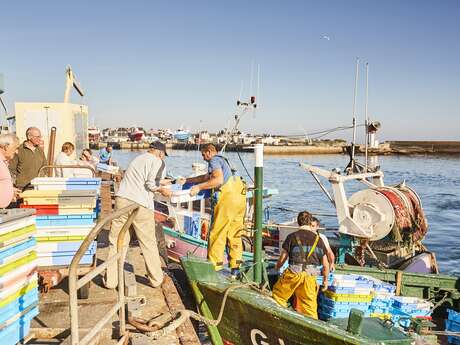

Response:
(446, 309), (460, 344)
(319, 274), (374, 320)
(20, 177), (101, 267)
(367, 277), (396, 320)
(390, 296), (433, 328)
(0, 209), (39, 345)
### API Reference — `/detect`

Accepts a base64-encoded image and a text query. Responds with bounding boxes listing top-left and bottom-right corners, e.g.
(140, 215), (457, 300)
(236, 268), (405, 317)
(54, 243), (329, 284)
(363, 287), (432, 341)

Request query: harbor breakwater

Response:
(92, 141), (460, 155)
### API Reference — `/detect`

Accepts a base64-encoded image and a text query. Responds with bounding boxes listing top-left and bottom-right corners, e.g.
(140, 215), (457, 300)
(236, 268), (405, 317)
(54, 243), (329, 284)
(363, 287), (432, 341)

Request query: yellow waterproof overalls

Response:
(207, 158), (246, 270)
(272, 234), (320, 319)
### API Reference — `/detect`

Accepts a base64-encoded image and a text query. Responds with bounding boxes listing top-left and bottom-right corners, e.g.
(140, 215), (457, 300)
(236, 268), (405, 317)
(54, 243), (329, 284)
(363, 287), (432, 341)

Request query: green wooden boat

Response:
(179, 143), (460, 345)
(181, 255), (460, 345)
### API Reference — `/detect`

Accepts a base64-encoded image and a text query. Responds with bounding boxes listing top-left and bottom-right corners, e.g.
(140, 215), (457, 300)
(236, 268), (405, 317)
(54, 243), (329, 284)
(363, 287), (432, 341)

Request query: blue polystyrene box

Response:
(0, 238), (36, 264)
(181, 182), (211, 198)
(0, 290), (38, 325)
(184, 213), (201, 238)
(0, 306), (39, 345)
(36, 215), (95, 227)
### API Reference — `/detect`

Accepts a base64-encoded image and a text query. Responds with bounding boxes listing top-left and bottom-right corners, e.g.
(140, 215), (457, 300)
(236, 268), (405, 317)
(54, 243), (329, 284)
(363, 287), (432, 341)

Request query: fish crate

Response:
(323, 290), (373, 303)
(328, 286), (374, 295)
(0, 306), (39, 345)
(448, 309), (460, 324)
(35, 214), (96, 227)
(446, 311), (460, 344)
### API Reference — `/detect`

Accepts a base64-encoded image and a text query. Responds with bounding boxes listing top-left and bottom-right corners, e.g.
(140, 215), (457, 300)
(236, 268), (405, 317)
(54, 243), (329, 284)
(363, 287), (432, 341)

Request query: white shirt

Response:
(55, 152), (76, 177)
(116, 153), (165, 210)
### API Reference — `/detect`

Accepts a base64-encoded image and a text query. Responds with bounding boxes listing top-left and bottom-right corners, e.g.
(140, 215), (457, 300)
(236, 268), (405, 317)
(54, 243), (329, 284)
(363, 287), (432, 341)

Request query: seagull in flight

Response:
(321, 35), (331, 41)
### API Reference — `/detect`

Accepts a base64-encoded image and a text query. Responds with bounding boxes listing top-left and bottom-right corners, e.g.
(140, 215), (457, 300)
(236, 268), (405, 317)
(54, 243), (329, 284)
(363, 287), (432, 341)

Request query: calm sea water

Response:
(115, 150), (460, 276)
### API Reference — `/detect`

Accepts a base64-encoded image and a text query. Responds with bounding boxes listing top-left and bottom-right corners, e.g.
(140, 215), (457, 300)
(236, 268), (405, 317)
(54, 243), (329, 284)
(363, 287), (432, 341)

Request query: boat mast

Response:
(364, 62), (369, 172)
(351, 57), (359, 172)
(253, 143), (264, 285)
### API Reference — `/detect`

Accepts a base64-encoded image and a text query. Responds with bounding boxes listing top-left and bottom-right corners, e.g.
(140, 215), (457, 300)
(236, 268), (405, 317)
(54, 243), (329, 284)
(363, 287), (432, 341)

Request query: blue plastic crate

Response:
(0, 238), (36, 264)
(184, 213), (201, 238)
(446, 320), (460, 332)
(448, 309), (460, 324)
(0, 289), (39, 324)
(36, 215), (96, 227)
(319, 294), (369, 308)
(328, 286), (373, 294)
(448, 336), (460, 345)
(0, 306), (39, 345)
(321, 303), (368, 314)
(390, 308), (412, 328)
(38, 252), (94, 266)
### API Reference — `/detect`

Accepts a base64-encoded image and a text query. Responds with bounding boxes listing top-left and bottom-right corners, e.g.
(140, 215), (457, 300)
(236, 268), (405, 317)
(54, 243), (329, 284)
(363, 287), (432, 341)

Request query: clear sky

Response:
(1, 0), (459, 140)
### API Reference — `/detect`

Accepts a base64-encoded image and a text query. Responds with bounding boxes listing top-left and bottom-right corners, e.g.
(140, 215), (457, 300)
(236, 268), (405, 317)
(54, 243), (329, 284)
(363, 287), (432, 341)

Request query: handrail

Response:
(68, 202), (139, 345)
(38, 164), (96, 178)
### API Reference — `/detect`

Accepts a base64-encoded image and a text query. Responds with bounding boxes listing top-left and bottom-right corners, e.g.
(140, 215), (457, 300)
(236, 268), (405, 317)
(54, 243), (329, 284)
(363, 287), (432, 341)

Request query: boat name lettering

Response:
(250, 328), (286, 345)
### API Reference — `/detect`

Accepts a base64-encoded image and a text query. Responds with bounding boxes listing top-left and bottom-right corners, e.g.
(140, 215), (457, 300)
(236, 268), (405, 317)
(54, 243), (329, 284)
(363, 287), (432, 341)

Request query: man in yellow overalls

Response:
(186, 144), (246, 276)
(272, 211), (330, 319)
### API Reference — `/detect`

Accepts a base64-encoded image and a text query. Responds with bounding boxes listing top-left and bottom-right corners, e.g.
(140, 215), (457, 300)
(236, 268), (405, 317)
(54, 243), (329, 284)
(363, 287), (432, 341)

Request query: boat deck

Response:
(26, 229), (200, 345)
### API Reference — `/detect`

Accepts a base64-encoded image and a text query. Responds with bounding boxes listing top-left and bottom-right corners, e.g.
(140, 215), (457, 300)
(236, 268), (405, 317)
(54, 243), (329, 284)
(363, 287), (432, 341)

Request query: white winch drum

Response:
(348, 189), (396, 241)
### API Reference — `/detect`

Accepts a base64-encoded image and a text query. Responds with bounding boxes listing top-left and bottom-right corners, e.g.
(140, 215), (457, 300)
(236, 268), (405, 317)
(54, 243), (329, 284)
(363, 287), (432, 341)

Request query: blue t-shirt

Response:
(99, 148), (112, 164)
(208, 155), (232, 185)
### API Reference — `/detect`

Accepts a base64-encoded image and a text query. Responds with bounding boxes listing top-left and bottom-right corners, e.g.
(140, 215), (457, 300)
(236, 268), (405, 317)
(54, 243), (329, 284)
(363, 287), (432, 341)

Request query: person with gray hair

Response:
(0, 133), (20, 207)
(9, 126), (47, 190)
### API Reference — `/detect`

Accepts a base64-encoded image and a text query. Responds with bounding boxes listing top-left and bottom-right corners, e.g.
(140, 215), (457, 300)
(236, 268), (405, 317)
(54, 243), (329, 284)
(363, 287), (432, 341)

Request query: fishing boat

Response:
(180, 143), (460, 345)
(173, 128), (191, 141)
(88, 126), (101, 145)
(128, 127), (145, 142)
(157, 183), (278, 264)
(178, 62), (459, 344)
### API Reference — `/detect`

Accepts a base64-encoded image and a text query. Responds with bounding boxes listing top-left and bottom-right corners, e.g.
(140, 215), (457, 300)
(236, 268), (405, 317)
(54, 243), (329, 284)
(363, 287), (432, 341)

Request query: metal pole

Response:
(364, 62), (369, 172)
(351, 57), (359, 171)
(253, 143), (264, 285)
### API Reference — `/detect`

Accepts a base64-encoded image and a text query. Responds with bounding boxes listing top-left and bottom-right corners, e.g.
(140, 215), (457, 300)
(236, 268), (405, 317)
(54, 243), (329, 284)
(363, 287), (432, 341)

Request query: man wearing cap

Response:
(105, 141), (172, 289)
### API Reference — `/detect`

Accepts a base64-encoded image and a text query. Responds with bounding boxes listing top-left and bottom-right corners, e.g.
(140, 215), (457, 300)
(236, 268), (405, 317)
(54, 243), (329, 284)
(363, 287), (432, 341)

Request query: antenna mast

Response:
(350, 57), (359, 172)
(364, 62), (369, 172)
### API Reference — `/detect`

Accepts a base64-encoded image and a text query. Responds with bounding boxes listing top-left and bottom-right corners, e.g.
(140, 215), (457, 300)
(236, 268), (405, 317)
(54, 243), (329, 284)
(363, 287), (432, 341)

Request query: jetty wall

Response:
(388, 141), (460, 154)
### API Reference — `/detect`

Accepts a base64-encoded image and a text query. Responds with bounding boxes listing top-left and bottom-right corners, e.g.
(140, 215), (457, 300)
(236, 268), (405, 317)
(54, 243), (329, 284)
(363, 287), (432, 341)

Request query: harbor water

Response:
(116, 150), (460, 277)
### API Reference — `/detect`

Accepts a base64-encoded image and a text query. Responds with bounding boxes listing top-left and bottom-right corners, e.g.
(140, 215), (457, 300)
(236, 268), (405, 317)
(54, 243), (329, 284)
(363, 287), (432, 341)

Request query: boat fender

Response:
(201, 220), (209, 240)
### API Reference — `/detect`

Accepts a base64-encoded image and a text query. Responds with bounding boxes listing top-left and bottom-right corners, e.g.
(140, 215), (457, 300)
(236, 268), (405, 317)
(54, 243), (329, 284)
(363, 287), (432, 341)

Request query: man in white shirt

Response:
(105, 142), (172, 289)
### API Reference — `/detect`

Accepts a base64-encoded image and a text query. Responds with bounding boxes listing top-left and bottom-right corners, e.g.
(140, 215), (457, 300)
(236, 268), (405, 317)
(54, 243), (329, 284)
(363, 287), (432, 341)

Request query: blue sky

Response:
(1, 0), (459, 140)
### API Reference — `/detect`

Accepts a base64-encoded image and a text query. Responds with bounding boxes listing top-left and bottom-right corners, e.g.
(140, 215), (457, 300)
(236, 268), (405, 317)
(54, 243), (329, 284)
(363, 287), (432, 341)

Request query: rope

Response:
(128, 282), (269, 339)
(236, 150), (254, 183)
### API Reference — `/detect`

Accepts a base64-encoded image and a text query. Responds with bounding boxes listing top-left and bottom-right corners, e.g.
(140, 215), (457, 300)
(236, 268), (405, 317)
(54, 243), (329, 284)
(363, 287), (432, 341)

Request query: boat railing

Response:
(68, 202), (139, 345)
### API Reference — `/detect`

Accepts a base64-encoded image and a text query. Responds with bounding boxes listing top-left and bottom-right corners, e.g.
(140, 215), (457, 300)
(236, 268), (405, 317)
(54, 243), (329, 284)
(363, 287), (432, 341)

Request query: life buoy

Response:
(201, 220), (209, 240)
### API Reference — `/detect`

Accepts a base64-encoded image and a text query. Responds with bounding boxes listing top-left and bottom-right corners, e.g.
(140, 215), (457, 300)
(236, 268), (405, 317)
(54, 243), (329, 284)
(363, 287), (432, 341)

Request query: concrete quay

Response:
(27, 229), (201, 345)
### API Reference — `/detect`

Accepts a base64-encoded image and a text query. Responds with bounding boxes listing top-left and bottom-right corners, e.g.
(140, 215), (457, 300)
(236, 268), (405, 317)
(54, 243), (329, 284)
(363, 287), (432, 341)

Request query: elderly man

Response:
(0, 134), (20, 208)
(9, 127), (46, 191)
(105, 142), (172, 289)
(184, 143), (246, 276)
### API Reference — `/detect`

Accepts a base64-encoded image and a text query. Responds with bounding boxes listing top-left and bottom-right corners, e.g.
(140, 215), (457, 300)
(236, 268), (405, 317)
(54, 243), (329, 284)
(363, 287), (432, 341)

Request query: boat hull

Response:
(181, 256), (414, 345)
(163, 226), (253, 264)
